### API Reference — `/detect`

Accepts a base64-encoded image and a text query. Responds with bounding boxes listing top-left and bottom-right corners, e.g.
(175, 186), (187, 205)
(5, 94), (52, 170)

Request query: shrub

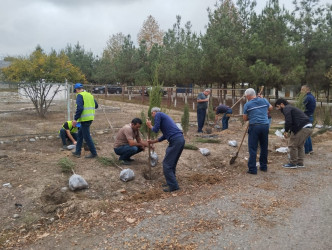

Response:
(320, 106), (332, 127)
(294, 92), (306, 111)
(181, 104), (189, 135)
(184, 144), (198, 150)
(97, 153), (121, 167)
(58, 157), (75, 173)
(195, 138), (220, 143)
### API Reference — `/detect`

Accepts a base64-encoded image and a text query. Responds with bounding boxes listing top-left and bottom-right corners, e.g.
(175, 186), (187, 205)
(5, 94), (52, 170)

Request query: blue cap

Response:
(74, 83), (83, 92)
(76, 122), (81, 128)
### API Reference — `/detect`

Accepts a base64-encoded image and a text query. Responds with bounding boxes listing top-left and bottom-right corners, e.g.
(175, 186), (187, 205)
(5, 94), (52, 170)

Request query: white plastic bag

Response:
(175, 123), (183, 131)
(67, 144), (76, 150)
(275, 130), (285, 138)
(276, 147), (289, 153)
(228, 140), (238, 147)
(120, 169), (135, 182)
(199, 148), (210, 156)
(69, 174), (89, 191)
(150, 151), (158, 167)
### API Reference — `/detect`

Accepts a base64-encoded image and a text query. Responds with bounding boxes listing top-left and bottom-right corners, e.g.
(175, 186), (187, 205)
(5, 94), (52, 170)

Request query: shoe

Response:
(85, 153), (98, 159)
(62, 145), (68, 150)
(282, 163), (297, 169)
(120, 160), (131, 165)
(163, 187), (179, 192)
(127, 158), (135, 162)
(305, 151), (314, 155)
(246, 171), (257, 175)
(297, 164), (305, 168)
(162, 183), (168, 187)
(72, 152), (81, 158)
(259, 168), (267, 172)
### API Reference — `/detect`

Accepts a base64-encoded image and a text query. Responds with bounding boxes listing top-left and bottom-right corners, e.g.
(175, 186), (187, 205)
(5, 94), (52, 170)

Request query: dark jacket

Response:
(281, 105), (310, 135)
(303, 92), (316, 116)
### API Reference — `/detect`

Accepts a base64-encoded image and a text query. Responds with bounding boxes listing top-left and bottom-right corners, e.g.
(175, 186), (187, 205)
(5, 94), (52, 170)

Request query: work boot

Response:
(163, 187), (179, 192)
(72, 152), (81, 158)
(85, 153), (98, 159)
(120, 160), (131, 165)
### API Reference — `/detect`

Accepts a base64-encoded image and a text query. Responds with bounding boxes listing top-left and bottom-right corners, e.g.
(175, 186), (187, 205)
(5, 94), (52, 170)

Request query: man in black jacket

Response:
(275, 98), (313, 169)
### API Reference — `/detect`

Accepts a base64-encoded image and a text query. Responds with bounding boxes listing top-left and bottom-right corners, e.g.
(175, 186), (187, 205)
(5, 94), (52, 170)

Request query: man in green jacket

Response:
(59, 120), (80, 149)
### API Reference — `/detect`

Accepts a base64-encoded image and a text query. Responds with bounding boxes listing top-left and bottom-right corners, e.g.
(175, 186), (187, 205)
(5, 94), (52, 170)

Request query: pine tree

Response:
(181, 104), (189, 136)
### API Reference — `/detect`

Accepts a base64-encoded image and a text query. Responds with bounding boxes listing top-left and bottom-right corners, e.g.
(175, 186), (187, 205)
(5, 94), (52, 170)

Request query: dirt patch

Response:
(0, 94), (331, 249)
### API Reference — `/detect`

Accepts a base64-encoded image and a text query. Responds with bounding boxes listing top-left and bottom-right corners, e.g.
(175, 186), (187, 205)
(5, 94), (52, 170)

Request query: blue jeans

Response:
(248, 124), (269, 173)
(197, 108), (206, 132)
(304, 116), (313, 154)
(114, 145), (144, 161)
(222, 109), (232, 130)
(75, 121), (97, 156)
(59, 128), (77, 146)
(163, 136), (185, 190)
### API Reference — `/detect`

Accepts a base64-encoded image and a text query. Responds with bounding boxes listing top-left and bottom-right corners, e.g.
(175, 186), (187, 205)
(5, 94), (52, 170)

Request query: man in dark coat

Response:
(275, 98), (313, 168)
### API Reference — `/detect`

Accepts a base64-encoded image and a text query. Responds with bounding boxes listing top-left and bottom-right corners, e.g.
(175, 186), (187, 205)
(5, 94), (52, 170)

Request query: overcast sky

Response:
(1, 0), (330, 59)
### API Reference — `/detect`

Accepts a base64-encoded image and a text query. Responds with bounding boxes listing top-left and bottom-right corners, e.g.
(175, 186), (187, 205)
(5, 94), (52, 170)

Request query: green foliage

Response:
(97, 153), (121, 167)
(58, 157), (75, 173)
(294, 92), (306, 111)
(312, 127), (329, 138)
(148, 65), (163, 116)
(1, 47), (86, 117)
(320, 106), (332, 127)
(184, 144), (198, 150)
(63, 42), (95, 82)
(208, 100), (215, 123)
(113, 35), (139, 84)
(2, 47), (86, 83)
(181, 104), (189, 135)
(145, 66), (163, 139)
(195, 138), (220, 143)
(140, 110), (148, 139)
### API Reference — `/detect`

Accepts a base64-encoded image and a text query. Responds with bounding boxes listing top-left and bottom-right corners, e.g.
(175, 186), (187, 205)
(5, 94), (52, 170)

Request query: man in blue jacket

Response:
(214, 104), (232, 130)
(72, 83), (98, 158)
(301, 85), (316, 155)
(146, 107), (185, 192)
(243, 88), (273, 174)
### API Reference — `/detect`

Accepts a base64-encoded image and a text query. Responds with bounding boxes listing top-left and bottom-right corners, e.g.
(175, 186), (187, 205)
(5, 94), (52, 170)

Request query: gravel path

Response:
(26, 147), (332, 250)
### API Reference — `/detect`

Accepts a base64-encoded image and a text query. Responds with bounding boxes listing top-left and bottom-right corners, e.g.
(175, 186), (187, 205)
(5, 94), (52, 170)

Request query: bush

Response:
(207, 100), (215, 124)
(58, 157), (75, 173)
(184, 144), (198, 150)
(320, 106), (332, 127)
(97, 153), (121, 167)
(181, 104), (189, 135)
(195, 138), (220, 143)
(294, 92), (306, 111)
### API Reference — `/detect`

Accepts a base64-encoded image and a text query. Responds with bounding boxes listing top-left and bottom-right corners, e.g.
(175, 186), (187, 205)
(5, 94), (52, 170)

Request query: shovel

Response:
(230, 123), (249, 164)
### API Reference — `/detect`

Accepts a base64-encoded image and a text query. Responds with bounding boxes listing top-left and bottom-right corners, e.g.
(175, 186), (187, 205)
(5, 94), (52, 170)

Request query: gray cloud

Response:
(1, 0), (330, 58)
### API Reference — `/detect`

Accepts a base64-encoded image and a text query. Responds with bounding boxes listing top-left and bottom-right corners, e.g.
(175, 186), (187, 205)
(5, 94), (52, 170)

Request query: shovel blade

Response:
(229, 153), (238, 165)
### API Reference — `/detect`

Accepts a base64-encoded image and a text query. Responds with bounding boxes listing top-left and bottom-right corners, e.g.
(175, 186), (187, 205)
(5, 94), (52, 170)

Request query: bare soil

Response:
(0, 93), (331, 249)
